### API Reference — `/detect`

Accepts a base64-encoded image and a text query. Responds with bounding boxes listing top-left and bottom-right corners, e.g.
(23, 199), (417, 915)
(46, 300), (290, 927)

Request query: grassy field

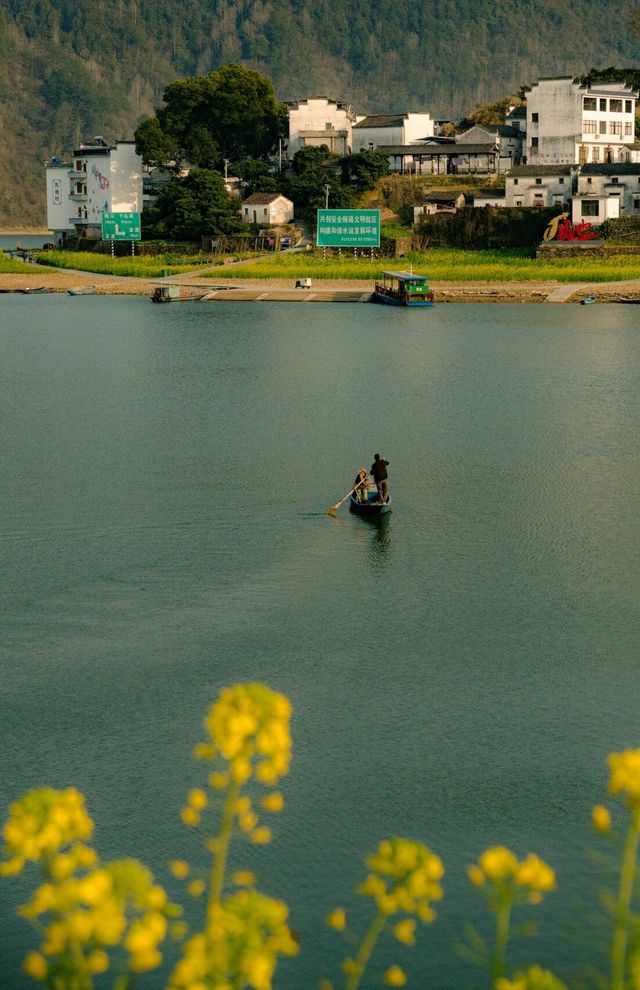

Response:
(23, 247), (640, 284)
(0, 252), (47, 273)
(33, 250), (215, 278)
(202, 249), (640, 283)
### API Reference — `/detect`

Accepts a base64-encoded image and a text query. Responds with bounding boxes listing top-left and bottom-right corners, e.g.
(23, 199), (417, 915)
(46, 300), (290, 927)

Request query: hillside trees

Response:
(135, 63), (287, 169)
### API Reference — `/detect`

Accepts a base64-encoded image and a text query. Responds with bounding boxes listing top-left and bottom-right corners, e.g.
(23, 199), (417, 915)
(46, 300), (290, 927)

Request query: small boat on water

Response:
(373, 271), (434, 307)
(151, 285), (205, 303)
(17, 286), (50, 294)
(68, 286), (96, 296)
(349, 490), (392, 516)
(581, 295), (596, 305)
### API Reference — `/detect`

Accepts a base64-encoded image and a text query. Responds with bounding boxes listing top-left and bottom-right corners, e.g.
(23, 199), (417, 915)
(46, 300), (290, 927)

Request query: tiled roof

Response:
(242, 193), (288, 205)
(507, 165), (576, 176)
(378, 143), (496, 155)
(580, 162), (640, 175)
(354, 115), (407, 128)
(474, 188), (506, 197)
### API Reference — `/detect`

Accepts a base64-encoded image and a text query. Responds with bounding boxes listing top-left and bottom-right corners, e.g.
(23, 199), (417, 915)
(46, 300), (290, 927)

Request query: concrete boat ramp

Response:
(199, 286), (373, 303)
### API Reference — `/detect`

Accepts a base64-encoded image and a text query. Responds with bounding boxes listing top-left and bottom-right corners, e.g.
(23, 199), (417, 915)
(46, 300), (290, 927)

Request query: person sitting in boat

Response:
(370, 453), (389, 503)
(353, 468), (369, 502)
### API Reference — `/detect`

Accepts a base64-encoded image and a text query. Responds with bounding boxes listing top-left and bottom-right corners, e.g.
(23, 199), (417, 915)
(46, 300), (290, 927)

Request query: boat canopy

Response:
(380, 271), (430, 283)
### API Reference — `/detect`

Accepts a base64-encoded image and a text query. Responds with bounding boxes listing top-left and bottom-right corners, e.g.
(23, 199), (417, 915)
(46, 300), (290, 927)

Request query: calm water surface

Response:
(1, 296), (639, 988)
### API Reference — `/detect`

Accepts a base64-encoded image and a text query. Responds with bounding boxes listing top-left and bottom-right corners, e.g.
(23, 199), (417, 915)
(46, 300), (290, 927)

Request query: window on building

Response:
(325, 122), (332, 130)
(579, 145), (587, 165)
(582, 200), (600, 216)
(587, 177), (592, 184)
(600, 99), (607, 112)
(611, 176), (619, 184)
(610, 99), (623, 113)
(531, 112), (539, 123)
(592, 147), (599, 162)
(583, 97), (597, 110)
(535, 177), (542, 185)
(599, 121), (607, 134)
(559, 177), (564, 184)
(610, 122), (622, 135)
(633, 196), (640, 211)
(515, 199), (523, 206)
(625, 122), (633, 135)
(584, 120), (597, 133)
(513, 178), (518, 185)
(625, 100), (633, 114)
(531, 137), (538, 149)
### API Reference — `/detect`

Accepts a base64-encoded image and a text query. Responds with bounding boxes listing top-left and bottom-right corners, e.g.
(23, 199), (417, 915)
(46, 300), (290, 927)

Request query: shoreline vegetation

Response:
(1, 247), (640, 302)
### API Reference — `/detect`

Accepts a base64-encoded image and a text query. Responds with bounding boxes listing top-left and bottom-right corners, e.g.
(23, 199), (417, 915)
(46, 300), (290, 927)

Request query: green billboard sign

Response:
(101, 211), (141, 241)
(316, 209), (380, 247)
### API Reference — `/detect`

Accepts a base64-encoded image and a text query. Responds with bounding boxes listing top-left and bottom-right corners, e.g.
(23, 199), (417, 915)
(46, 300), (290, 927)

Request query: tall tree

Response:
(135, 64), (287, 169)
(144, 168), (246, 240)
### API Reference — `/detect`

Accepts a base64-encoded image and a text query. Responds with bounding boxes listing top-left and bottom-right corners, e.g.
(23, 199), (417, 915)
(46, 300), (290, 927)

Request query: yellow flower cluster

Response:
(608, 749), (640, 806)
(169, 889), (298, 990)
(496, 964), (569, 990)
(359, 837), (444, 920)
(197, 683), (292, 787)
(467, 847), (555, 904)
(1, 788), (93, 875)
(19, 850), (172, 978)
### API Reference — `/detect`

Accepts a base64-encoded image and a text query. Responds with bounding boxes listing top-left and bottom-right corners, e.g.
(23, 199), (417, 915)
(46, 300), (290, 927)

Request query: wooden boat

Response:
(581, 295), (596, 305)
(151, 285), (205, 303)
(349, 490), (392, 516)
(17, 286), (50, 294)
(373, 271), (434, 307)
(68, 286), (96, 296)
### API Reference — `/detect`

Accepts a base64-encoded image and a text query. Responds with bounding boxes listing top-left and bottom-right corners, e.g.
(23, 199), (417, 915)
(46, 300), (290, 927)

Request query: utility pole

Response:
(324, 184), (330, 208)
(223, 159), (229, 181)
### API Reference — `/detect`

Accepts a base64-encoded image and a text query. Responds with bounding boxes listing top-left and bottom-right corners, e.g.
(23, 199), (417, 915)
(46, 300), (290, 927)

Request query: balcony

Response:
(69, 191), (87, 201)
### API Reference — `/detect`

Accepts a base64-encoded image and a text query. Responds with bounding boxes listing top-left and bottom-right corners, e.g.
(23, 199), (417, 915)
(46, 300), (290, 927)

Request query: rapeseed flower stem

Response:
(492, 894), (513, 984)
(344, 910), (386, 990)
(208, 777), (239, 918)
(611, 809), (640, 990)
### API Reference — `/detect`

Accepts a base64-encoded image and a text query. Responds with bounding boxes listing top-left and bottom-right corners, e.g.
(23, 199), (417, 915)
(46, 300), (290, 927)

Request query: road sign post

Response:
(101, 212), (141, 242)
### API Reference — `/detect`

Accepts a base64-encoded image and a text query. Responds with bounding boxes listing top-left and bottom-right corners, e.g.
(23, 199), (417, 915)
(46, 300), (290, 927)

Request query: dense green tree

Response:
(458, 95), (524, 129)
(134, 116), (179, 168)
(135, 64), (287, 169)
(233, 159), (279, 195)
(145, 168), (246, 240)
(291, 145), (335, 176)
(340, 150), (389, 191)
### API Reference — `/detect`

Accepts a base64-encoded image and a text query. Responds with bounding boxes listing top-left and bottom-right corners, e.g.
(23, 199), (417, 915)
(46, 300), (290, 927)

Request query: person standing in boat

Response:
(370, 453), (389, 503)
(353, 467), (369, 502)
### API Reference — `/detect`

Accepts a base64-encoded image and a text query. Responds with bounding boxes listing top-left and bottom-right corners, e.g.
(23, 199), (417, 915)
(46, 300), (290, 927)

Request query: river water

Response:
(1, 295), (639, 988)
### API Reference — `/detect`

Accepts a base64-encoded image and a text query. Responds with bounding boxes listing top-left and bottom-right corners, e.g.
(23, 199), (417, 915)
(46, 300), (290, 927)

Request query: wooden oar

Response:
(327, 482), (364, 516)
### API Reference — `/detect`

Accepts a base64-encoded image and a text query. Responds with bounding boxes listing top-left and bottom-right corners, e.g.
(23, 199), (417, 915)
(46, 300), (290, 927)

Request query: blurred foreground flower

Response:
(329, 837), (443, 990)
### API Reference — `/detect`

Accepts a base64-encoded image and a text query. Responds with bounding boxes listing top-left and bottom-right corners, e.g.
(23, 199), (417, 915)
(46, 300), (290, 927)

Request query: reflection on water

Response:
(1, 298), (639, 989)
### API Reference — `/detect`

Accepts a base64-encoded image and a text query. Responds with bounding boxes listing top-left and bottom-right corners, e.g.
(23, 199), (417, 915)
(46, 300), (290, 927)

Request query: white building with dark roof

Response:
(526, 76), (638, 166)
(505, 164), (577, 207)
(242, 192), (294, 226)
(45, 137), (142, 240)
(571, 162), (640, 225)
(352, 113), (434, 152)
(287, 98), (356, 158)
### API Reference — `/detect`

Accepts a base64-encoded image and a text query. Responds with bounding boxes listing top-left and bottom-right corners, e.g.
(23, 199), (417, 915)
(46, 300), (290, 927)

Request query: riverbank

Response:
(2, 269), (640, 302)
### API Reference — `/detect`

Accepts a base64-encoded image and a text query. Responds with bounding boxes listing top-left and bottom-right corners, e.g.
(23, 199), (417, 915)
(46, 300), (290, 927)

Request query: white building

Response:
(526, 76), (638, 166)
(352, 113), (434, 152)
(571, 162), (640, 226)
(242, 192), (294, 226)
(45, 138), (142, 240)
(505, 165), (577, 207)
(457, 123), (523, 169)
(287, 98), (356, 158)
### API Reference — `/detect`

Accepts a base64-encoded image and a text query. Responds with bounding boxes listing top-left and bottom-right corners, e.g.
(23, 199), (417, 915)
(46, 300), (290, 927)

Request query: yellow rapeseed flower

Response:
(233, 871), (256, 887)
(384, 964), (407, 986)
(393, 918), (416, 945)
(23, 951), (48, 980)
(592, 804), (612, 833)
(360, 837), (444, 920)
(261, 792), (284, 813)
(250, 826), (272, 845)
(188, 879), (206, 898)
(170, 860), (190, 880)
(327, 907), (347, 931)
(608, 749), (640, 805)
(188, 789), (208, 811)
(87, 949), (110, 974)
(181, 807), (201, 828)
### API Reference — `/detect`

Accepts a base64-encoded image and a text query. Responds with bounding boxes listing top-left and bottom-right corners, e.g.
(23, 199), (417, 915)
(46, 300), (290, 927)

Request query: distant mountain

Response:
(1, 0), (638, 225)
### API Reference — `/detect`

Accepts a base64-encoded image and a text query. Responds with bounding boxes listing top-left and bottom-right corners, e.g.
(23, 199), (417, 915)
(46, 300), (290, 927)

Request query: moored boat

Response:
(349, 490), (392, 516)
(68, 286), (96, 296)
(373, 271), (434, 307)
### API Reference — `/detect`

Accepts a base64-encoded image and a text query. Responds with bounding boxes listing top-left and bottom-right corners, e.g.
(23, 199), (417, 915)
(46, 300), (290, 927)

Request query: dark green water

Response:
(1, 296), (639, 988)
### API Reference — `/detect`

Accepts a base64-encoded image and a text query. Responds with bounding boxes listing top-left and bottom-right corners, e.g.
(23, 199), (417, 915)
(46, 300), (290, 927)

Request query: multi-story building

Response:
(505, 164), (577, 208)
(571, 162), (640, 226)
(526, 77), (638, 166)
(45, 137), (142, 241)
(287, 98), (356, 158)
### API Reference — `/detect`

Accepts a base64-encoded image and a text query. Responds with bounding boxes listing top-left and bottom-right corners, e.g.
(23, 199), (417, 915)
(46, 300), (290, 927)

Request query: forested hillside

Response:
(1, 0), (638, 225)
